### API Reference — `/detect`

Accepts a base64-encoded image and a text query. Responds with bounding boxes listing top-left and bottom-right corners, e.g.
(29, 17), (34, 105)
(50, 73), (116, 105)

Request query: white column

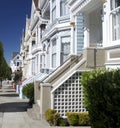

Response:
(49, 40), (52, 69)
(51, 92), (54, 109)
(35, 28), (38, 45)
(29, 40), (32, 76)
(56, 0), (60, 18)
(50, 0), (52, 24)
(38, 26), (41, 44)
(56, 35), (61, 66)
(84, 14), (90, 48)
(70, 14), (75, 54)
(102, 2), (110, 47)
(38, 53), (40, 73)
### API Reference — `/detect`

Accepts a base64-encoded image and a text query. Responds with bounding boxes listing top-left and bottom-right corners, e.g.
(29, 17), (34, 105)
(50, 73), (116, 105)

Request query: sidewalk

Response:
(0, 86), (47, 128)
(0, 85), (90, 128)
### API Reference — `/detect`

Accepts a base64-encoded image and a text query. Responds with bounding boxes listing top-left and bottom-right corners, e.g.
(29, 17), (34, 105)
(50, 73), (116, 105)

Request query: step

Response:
(27, 104), (41, 120)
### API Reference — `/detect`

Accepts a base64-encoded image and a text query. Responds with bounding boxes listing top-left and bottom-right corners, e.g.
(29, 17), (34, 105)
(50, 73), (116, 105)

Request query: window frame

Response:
(110, 0), (120, 41)
(61, 36), (70, 64)
(52, 39), (57, 68)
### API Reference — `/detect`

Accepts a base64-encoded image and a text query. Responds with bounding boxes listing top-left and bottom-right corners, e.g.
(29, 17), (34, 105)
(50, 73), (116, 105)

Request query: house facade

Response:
(10, 52), (22, 81)
(19, 0), (120, 119)
(10, 52), (22, 73)
(68, 0), (120, 69)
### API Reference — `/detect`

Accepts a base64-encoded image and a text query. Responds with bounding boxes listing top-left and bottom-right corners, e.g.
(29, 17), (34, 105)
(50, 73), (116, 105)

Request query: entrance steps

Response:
(27, 104), (41, 120)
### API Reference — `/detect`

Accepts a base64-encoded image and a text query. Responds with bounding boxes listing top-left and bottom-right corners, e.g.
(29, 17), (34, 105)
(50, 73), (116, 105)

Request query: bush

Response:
(45, 108), (60, 126)
(22, 83), (34, 106)
(66, 112), (79, 126)
(78, 112), (90, 126)
(81, 68), (120, 128)
(67, 112), (90, 126)
(56, 117), (69, 126)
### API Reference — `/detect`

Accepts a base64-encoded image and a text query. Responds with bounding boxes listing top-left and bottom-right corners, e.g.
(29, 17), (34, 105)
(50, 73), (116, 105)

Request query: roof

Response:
(12, 52), (19, 59)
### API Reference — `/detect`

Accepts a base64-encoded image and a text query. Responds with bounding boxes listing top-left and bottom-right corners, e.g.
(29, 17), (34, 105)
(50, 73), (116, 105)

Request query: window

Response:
(17, 62), (19, 66)
(52, 0), (56, 22)
(52, 39), (56, 68)
(61, 36), (70, 64)
(32, 41), (35, 46)
(42, 54), (45, 68)
(40, 55), (42, 69)
(111, 0), (120, 41)
(60, 0), (69, 16)
(111, 0), (120, 10)
(112, 12), (120, 40)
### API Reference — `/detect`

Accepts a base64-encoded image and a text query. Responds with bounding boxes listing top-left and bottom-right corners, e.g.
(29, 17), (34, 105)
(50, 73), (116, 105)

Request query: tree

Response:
(0, 41), (12, 85)
(13, 70), (22, 84)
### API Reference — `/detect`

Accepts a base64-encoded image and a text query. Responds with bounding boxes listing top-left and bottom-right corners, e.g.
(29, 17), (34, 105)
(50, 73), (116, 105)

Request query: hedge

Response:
(81, 68), (120, 128)
(22, 82), (34, 99)
(66, 112), (90, 126)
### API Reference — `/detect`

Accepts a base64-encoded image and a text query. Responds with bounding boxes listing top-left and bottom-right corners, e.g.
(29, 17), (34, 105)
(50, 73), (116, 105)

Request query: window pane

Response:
(52, 40), (56, 53)
(112, 11), (120, 41)
(60, 0), (69, 16)
(52, 7), (56, 22)
(52, 40), (56, 68)
(17, 62), (19, 66)
(61, 37), (70, 63)
(52, 54), (56, 68)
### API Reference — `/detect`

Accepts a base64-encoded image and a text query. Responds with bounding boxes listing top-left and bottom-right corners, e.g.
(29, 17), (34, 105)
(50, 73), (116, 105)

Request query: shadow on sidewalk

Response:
(0, 93), (18, 97)
(0, 102), (28, 112)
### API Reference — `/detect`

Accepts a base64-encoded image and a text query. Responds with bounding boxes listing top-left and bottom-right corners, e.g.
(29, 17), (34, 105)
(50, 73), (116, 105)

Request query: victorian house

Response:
(67, 0), (120, 69)
(10, 52), (22, 72)
(20, 0), (120, 119)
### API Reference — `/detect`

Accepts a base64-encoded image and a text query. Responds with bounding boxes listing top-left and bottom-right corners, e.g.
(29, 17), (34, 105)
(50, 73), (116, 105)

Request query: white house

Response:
(67, 0), (120, 69)
(10, 52), (22, 73)
(19, 0), (120, 118)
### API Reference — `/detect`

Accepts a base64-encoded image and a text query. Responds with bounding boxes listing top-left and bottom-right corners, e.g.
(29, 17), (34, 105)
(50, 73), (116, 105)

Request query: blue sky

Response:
(0, 0), (32, 64)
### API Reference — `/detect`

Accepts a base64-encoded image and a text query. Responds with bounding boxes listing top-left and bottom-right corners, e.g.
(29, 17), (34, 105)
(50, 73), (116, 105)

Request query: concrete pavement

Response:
(0, 85), (90, 128)
(0, 86), (48, 128)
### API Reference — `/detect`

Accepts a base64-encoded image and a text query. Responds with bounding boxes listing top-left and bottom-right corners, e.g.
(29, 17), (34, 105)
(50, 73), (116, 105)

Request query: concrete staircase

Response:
(27, 104), (41, 120)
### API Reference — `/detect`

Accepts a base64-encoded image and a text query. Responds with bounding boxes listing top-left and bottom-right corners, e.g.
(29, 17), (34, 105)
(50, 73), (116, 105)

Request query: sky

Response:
(0, 0), (32, 64)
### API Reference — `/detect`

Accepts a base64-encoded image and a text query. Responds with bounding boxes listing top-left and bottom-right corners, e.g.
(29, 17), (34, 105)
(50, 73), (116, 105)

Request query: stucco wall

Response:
(40, 84), (51, 119)
(34, 81), (40, 104)
(83, 48), (105, 69)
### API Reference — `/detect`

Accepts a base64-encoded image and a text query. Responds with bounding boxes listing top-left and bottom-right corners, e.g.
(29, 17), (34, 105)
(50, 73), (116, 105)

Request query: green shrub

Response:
(45, 108), (60, 126)
(67, 112), (90, 126)
(56, 117), (69, 126)
(78, 112), (90, 126)
(22, 83), (34, 99)
(81, 68), (120, 128)
(66, 112), (79, 126)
